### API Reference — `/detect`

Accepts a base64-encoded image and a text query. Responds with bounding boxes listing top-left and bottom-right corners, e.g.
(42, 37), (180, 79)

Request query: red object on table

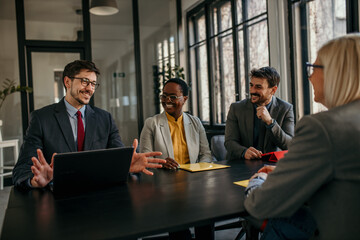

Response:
(261, 150), (288, 162)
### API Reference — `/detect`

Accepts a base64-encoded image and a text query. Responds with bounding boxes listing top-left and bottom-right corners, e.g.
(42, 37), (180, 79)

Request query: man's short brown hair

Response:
(62, 60), (100, 90)
(249, 66), (280, 88)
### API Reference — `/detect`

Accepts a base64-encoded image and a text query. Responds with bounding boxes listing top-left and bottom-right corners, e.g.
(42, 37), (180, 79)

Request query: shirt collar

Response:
(165, 111), (183, 123)
(64, 99), (86, 118)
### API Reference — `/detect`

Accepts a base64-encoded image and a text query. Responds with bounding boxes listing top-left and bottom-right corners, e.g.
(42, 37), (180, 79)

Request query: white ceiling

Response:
(0, 0), (176, 67)
(0, 0), (173, 27)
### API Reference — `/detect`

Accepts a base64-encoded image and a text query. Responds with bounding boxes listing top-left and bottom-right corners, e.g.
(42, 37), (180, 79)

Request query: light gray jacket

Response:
(140, 112), (212, 163)
(244, 99), (360, 240)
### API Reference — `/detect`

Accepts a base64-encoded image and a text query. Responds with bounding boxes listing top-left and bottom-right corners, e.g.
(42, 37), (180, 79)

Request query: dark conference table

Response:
(1, 160), (266, 240)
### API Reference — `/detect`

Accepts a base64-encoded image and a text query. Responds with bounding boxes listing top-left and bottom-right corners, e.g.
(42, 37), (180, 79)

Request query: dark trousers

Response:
(261, 207), (317, 240)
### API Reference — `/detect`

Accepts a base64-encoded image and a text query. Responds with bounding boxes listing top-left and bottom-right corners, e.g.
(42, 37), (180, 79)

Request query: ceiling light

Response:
(90, 0), (119, 16)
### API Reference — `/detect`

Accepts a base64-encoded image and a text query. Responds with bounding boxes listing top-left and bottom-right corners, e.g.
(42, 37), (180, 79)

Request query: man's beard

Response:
(71, 89), (92, 105)
(250, 93), (268, 106)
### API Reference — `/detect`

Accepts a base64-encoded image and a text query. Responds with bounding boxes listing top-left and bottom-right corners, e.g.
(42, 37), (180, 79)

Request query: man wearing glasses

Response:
(225, 66), (294, 160)
(13, 60), (165, 189)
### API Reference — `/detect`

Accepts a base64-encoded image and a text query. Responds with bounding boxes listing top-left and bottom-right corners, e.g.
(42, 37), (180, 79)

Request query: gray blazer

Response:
(13, 98), (124, 188)
(244, 99), (360, 240)
(225, 96), (294, 159)
(140, 112), (212, 163)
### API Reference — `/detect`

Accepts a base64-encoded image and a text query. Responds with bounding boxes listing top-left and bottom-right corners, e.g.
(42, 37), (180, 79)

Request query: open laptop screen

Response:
(52, 147), (133, 197)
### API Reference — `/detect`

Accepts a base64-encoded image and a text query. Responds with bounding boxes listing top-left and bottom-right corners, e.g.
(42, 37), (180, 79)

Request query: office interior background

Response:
(0, 0), (359, 167)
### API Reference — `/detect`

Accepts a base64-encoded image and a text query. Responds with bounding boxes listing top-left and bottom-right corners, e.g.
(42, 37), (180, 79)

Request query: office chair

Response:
(210, 135), (227, 161)
(209, 135), (247, 239)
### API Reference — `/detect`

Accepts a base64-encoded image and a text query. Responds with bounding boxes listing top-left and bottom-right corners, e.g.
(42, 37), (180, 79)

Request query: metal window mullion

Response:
(194, 45), (202, 118)
(25, 48), (34, 114)
(346, 0), (359, 33)
(193, 16), (202, 118)
(15, 0), (30, 136)
(186, 14), (193, 114)
(234, 12), (267, 28)
(299, 1), (310, 115)
(161, 40), (165, 82)
(176, 0), (182, 65)
(231, 0), (241, 103)
(215, 5), (226, 124)
(205, 3), (214, 125)
(288, 0), (298, 120)
(242, 0), (250, 95)
(188, 39), (207, 48)
(82, 0), (91, 61)
(132, 0), (144, 134)
(167, 38), (171, 69)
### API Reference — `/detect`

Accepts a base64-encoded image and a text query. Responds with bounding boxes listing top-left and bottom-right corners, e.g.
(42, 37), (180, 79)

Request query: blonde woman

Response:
(244, 34), (360, 239)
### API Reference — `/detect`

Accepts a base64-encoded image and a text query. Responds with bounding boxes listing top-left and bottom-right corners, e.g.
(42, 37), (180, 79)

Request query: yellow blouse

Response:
(165, 112), (190, 164)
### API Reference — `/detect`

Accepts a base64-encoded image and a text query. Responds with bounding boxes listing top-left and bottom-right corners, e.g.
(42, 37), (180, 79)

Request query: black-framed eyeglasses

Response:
(159, 94), (183, 103)
(306, 62), (324, 78)
(70, 77), (100, 89)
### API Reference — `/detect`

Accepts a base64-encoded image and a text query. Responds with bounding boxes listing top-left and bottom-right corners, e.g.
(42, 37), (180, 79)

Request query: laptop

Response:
(52, 147), (133, 197)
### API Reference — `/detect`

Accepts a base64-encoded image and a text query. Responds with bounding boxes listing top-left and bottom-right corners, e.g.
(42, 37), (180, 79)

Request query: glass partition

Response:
(0, 0), (23, 167)
(24, 0), (83, 41)
(31, 52), (80, 110)
(91, 0), (138, 146)
(138, 0), (179, 119)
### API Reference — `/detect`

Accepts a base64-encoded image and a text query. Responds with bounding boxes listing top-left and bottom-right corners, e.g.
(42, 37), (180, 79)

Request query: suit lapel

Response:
(264, 96), (277, 149)
(183, 113), (196, 163)
(245, 100), (254, 146)
(54, 99), (77, 152)
(159, 112), (174, 158)
(84, 106), (95, 150)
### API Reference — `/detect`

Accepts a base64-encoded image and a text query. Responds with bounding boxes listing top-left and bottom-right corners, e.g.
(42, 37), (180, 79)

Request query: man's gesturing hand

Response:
(30, 149), (55, 188)
(130, 139), (166, 175)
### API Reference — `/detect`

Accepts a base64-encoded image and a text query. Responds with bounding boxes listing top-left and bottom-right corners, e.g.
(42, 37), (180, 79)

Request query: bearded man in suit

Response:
(225, 66), (294, 160)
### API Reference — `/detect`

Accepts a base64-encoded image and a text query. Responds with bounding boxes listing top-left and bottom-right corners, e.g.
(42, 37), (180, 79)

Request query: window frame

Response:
(289, 0), (359, 118)
(186, 0), (270, 130)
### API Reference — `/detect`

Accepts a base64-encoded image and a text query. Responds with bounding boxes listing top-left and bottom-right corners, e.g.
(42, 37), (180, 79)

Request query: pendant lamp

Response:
(90, 0), (119, 16)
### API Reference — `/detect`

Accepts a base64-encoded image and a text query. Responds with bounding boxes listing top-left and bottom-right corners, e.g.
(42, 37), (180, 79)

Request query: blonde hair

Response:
(317, 33), (360, 109)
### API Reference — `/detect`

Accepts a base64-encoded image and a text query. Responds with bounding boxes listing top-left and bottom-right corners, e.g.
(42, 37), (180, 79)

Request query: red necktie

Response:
(77, 111), (85, 151)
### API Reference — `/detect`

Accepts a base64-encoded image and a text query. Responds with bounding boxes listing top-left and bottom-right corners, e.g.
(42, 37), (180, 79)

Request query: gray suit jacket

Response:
(225, 96), (294, 160)
(13, 98), (124, 188)
(244, 99), (360, 239)
(139, 112), (212, 163)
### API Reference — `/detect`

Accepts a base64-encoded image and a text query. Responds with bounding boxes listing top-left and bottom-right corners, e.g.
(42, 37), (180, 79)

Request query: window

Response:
(211, 0), (235, 124)
(156, 36), (177, 112)
(308, 0), (346, 113)
(188, 10), (209, 122)
(187, 0), (269, 126)
(291, 0), (348, 116)
(236, 0), (268, 112)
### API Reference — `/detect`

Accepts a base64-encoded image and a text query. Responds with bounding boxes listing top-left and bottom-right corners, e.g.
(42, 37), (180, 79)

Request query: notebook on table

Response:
(52, 147), (133, 197)
(179, 162), (230, 172)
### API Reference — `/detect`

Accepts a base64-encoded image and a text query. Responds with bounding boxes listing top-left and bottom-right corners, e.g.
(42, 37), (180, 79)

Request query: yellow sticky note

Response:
(234, 179), (249, 187)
